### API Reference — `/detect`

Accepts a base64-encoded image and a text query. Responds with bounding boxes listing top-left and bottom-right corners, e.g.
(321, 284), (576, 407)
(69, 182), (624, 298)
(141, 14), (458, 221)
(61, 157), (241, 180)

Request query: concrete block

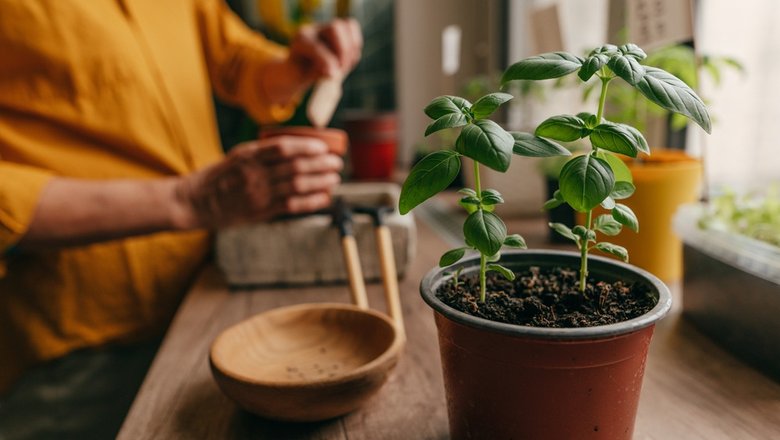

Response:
(216, 183), (416, 286)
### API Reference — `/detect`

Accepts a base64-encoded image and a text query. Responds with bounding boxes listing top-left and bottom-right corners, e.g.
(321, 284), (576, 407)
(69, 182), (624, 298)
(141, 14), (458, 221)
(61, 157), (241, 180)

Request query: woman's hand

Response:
(175, 136), (343, 229)
(263, 18), (363, 105)
(289, 18), (363, 80)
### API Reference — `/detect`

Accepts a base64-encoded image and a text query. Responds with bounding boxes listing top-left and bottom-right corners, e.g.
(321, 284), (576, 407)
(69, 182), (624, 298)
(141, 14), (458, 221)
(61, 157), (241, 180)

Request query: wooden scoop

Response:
(307, 75), (343, 128)
(209, 201), (405, 422)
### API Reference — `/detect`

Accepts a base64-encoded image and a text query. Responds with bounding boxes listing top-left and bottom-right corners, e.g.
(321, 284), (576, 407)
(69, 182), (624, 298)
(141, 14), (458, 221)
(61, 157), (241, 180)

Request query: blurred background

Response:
(221, 0), (777, 209)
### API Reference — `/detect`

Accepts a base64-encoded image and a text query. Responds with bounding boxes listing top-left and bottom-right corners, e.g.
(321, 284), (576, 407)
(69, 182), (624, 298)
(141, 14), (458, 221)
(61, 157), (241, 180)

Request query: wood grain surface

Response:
(118, 218), (780, 440)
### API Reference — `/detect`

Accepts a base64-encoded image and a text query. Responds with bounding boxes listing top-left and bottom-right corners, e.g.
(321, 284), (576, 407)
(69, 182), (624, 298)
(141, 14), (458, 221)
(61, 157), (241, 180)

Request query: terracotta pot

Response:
(420, 250), (672, 440)
(581, 149), (701, 282)
(343, 113), (397, 181)
(260, 126), (348, 156)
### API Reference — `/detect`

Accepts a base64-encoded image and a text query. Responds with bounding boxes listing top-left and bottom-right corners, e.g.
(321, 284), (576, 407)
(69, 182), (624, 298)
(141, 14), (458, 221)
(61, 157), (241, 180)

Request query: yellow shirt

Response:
(0, 0), (296, 392)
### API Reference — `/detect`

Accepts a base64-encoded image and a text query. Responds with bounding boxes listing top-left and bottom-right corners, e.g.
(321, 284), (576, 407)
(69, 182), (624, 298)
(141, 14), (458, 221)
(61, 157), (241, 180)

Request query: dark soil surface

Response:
(437, 266), (656, 328)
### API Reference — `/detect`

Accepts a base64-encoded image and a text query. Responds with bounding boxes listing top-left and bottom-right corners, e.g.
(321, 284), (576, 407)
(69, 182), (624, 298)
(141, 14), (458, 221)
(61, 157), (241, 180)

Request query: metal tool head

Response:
(331, 197), (354, 237)
(352, 205), (394, 226)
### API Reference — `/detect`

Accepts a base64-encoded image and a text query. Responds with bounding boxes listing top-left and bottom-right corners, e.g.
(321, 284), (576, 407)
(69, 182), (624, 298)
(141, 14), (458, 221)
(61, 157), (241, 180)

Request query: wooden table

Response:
(118, 218), (780, 439)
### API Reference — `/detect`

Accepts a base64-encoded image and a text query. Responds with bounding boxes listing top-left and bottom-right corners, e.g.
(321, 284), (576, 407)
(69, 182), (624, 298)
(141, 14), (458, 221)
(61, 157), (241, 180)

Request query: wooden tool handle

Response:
(307, 76), (343, 129)
(375, 225), (405, 337)
(341, 235), (369, 309)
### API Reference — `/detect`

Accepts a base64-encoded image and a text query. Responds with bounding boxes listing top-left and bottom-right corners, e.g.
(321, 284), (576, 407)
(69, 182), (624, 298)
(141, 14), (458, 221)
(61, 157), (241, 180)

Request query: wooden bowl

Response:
(209, 303), (405, 422)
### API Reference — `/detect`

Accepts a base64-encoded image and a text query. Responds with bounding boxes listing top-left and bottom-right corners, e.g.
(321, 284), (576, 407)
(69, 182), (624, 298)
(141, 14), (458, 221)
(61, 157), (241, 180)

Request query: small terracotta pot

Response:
(260, 126), (349, 156)
(420, 250), (672, 440)
(343, 113), (397, 181)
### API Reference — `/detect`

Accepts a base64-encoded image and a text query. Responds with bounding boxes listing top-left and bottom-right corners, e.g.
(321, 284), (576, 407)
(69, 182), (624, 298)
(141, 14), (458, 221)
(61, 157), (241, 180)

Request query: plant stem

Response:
(596, 76), (611, 123)
(579, 209), (593, 294)
(473, 160), (482, 196)
(577, 76), (612, 294)
(479, 254), (487, 302)
(473, 160), (487, 302)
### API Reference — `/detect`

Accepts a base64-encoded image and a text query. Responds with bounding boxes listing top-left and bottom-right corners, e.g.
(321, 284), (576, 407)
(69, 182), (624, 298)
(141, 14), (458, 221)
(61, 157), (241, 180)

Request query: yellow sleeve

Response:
(0, 162), (53, 275)
(194, 0), (301, 124)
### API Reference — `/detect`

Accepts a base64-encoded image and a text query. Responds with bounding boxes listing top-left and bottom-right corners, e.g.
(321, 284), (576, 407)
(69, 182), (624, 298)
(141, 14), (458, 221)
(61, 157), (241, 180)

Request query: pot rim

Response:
(420, 249), (672, 340)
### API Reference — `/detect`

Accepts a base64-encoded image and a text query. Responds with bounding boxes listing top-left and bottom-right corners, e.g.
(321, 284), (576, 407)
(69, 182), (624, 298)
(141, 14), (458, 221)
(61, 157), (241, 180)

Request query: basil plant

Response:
(502, 43), (712, 293)
(398, 94), (570, 301)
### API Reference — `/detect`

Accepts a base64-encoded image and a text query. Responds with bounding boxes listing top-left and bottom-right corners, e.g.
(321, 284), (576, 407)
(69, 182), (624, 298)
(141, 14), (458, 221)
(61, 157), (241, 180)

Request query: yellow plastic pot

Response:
(581, 149), (702, 282)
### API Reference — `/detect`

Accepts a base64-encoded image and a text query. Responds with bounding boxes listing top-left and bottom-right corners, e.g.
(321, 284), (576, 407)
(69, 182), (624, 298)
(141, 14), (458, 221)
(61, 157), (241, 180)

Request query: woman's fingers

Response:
(249, 136), (329, 162)
(346, 19), (363, 69)
(291, 24), (340, 78)
(272, 172), (341, 197)
(290, 18), (363, 80)
(280, 192), (333, 216)
(318, 19), (361, 70)
(269, 154), (343, 180)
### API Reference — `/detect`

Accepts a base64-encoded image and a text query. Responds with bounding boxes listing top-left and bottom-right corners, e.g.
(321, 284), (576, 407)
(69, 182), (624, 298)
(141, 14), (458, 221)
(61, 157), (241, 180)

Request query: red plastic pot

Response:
(420, 250), (672, 440)
(343, 113), (397, 181)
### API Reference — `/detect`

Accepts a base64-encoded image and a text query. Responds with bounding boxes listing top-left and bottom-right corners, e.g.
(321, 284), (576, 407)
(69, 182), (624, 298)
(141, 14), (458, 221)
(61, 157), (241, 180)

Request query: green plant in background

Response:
(398, 94), (570, 301)
(502, 43), (712, 293)
(583, 44), (742, 133)
(699, 186), (780, 247)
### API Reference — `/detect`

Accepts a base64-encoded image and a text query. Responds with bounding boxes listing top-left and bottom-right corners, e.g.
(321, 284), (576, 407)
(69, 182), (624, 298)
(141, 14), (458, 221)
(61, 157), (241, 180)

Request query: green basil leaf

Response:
(601, 196), (616, 210)
(460, 196), (480, 205)
(559, 155), (615, 212)
(458, 188), (478, 197)
(501, 52), (584, 83)
(459, 200), (478, 214)
(487, 263), (516, 281)
(464, 210), (506, 256)
(510, 132), (571, 157)
(487, 251), (501, 263)
(607, 53), (646, 85)
(535, 115), (588, 142)
(578, 53), (609, 81)
(503, 234), (527, 249)
(611, 181), (636, 200)
(549, 222), (579, 244)
(590, 122), (641, 157)
(399, 150), (461, 214)
(424, 95), (472, 119)
(619, 43), (647, 60)
(543, 189), (566, 210)
(439, 247), (468, 267)
(471, 93), (513, 119)
(636, 66), (712, 133)
(623, 124), (650, 155)
(577, 112), (599, 129)
(425, 113), (468, 136)
(596, 150), (633, 183)
(456, 120), (514, 172)
(543, 197), (563, 210)
(481, 196), (503, 206)
(572, 225), (596, 242)
(612, 203), (639, 232)
(594, 214), (622, 236)
(481, 189), (504, 205)
(595, 242), (629, 262)
(590, 44), (619, 56)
